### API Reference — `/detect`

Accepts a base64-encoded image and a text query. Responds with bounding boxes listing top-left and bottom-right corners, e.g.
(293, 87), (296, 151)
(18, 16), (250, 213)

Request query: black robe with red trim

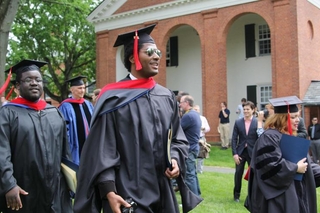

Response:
(0, 102), (72, 213)
(74, 77), (202, 213)
(247, 129), (320, 213)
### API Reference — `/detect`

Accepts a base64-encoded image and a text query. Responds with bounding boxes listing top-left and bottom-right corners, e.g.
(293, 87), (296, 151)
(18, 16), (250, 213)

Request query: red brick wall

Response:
(95, 0), (320, 142)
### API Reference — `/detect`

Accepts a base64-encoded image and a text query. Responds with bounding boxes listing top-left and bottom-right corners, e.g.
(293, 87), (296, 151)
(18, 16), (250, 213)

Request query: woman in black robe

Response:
(247, 96), (320, 213)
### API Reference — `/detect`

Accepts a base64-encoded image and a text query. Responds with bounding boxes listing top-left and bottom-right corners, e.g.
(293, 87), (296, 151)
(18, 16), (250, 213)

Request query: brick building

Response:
(88, 0), (320, 142)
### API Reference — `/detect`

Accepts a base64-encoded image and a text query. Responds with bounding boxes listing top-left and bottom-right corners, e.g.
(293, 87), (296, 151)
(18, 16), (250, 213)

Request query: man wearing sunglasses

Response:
(74, 25), (202, 213)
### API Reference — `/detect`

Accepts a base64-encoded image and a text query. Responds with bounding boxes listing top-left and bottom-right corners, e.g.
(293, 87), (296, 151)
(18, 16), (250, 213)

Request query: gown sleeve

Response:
(253, 130), (298, 199)
(0, 107), (17, 195)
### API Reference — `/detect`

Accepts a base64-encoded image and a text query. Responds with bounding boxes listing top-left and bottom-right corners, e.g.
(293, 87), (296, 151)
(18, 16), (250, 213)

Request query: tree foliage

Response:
(7, 0), (97, 102)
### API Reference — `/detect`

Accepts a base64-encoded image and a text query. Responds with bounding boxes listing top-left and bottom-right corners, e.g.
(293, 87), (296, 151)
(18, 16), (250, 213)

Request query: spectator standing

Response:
(179, 95), (202, 196)
(231, 101), (258, 202)
(236, 98), (247, 119)
(193, 104), (211, 174)
(0, 60), (72, 212)
(308, 117), (320, 163)
(73, 24), (202, 213)
(219, 101), (230, 149)
(58, 76), (94, 165)
(91, 88), (101, 106)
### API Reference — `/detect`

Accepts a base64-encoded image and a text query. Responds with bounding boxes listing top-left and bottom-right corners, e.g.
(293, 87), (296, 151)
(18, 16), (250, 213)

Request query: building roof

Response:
(302, 80), (320, 105)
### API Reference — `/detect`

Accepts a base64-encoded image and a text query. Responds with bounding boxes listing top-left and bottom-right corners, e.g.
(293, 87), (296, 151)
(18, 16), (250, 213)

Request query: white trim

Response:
(88, 0), (258, 32)
(308, 0), (320, 9)
(87, 0), (127, 22)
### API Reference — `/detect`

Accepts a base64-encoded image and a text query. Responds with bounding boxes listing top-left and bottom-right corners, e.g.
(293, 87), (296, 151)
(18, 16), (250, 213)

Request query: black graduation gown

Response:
(0, 104), (72, 213)
(74, 79), (202, 213)
(247, 129), (320, 213)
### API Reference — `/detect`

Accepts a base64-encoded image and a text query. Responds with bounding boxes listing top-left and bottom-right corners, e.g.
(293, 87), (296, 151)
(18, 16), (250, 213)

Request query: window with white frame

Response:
(258, 25), (271, 56)
(259, 85), (272, 109)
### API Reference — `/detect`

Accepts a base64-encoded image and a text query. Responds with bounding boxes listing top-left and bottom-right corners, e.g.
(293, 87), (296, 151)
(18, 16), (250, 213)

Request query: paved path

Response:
(203, 166), (235, 173)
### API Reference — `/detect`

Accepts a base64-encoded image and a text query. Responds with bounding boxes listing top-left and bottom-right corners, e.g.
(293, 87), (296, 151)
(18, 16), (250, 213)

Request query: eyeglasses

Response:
(20, 77), (43, 83)
(144, 48), (162, 57)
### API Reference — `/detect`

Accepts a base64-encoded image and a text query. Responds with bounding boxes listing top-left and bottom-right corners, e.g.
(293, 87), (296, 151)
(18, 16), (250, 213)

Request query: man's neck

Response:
(72, 95), (83, 100)
(244, 115), (253, 120)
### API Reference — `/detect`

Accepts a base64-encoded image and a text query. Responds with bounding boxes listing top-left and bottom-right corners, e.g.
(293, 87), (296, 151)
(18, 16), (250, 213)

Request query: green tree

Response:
(7, 0), (97, 102)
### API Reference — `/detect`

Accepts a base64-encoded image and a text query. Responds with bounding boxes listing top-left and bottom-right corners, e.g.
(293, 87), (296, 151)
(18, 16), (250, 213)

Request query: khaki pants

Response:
(219, 123), (230, 148)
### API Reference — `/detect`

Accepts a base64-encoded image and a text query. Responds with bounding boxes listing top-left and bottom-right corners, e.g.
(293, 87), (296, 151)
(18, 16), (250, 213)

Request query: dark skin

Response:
(5, 69), (43, 210)
(130, 43), (160, 79)
(106, 43), (181, 213)
(17, 70), (44, 102)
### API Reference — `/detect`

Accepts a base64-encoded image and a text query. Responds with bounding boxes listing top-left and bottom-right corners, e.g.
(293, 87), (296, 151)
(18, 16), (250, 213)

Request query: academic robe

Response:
(58, 98), (93, 165)
(247, 129), (320, 213)
(73, 77), (202, 213)
(0, 103), (72, 213)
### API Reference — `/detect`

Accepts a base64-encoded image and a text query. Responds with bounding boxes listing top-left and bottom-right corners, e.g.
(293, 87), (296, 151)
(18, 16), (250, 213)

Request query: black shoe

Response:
(234, 198), (239, 202)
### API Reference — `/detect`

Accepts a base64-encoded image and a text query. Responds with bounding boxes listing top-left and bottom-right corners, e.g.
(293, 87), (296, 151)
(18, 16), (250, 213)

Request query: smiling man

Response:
(58, 75), (93, 165)
(74, 24), (202, 213)
(231, 101), (258, 202)
(0, 60), (72, 213)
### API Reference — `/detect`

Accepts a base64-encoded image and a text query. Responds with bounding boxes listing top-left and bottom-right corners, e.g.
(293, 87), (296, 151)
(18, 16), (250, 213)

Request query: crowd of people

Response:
(1, 23), (320, 213)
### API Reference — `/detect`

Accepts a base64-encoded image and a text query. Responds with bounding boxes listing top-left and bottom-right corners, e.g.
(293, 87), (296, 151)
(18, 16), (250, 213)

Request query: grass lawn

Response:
(176, 145), (320, 213)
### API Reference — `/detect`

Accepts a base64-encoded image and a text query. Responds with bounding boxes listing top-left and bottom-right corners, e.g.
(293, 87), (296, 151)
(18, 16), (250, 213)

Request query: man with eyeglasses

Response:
(74, 24), (202, 213)
(0, 60), (72, 212)
(308, 117), (320, 163)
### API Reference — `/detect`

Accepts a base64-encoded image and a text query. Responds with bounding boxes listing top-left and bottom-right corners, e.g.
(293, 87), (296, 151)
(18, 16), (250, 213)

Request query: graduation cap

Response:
(269, 96), (302, 114)
(1, 60), (47, 95)
(66, 75), (86, 87)
(5, 59), (47, 75)
(269, 96), (302, 135)
(113, 24), (156, 71)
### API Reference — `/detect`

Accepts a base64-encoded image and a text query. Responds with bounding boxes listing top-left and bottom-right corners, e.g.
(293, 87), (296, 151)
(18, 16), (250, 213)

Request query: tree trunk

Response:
(0, 0), (20, 100)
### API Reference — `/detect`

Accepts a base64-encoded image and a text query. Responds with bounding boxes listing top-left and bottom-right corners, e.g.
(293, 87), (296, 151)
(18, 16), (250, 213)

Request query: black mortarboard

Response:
(113, 24), (156, 71)
(269, 96), (302, 113)
(113, 24), (156, 48)
(66, 75), (86, 87)
(0, 60), (47, 95)
(5, 59), (47, 75)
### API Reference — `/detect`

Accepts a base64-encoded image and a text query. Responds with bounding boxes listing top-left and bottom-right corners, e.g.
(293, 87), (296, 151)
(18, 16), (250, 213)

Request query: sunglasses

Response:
(144, 48), (162, 57)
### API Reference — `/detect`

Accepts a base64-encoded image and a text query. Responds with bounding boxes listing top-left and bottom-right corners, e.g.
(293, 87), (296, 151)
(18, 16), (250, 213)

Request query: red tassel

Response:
(5, 86), (15, 100)
(0, 68), (12, 95)
(286, 101), (292, 135)
(134, 30), (142, 71)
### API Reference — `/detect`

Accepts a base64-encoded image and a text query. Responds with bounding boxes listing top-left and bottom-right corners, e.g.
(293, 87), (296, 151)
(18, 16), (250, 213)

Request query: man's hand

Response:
(106, 192), (131, 213)
(233, 154), (241, 165)
(6, 186), (28, 211)
(165, 159), (180, 179)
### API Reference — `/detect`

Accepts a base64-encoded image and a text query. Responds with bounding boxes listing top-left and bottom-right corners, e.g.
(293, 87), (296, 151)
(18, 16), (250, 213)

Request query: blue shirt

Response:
(181, 109), (201, 153)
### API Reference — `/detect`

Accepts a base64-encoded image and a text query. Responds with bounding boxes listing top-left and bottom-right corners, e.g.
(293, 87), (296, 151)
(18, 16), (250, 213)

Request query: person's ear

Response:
(129, 55), (135, 64)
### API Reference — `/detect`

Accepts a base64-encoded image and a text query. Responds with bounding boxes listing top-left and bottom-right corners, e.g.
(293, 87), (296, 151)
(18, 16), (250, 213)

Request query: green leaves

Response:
(8, 0), (98, 102)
